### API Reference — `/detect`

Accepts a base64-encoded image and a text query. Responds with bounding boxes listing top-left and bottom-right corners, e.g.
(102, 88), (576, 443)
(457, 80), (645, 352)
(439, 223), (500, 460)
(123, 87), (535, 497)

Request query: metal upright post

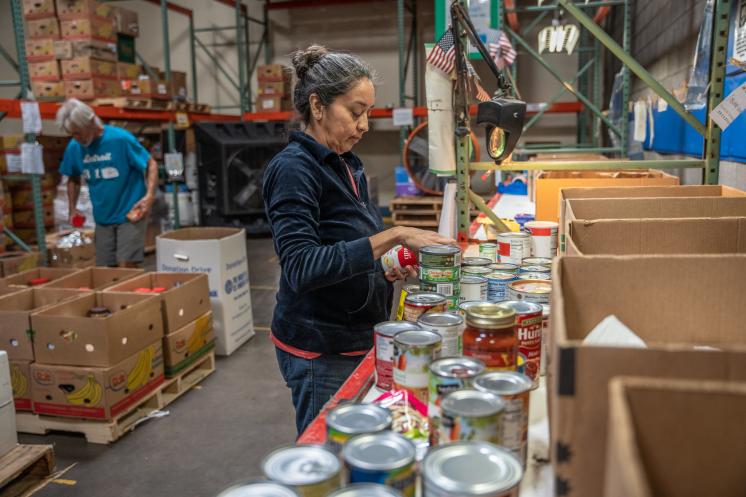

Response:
(592, 37), (602, 147)
(454, 0), (471, 241)
(161, 0), (180, 229)
(411, 0), (419, 107)
(189, 15), (198, 103)
(236, 0), (247, 115)
(397, 0), (407, 153)
(245, 11), (253, 112)
(620, 0), (631, 157)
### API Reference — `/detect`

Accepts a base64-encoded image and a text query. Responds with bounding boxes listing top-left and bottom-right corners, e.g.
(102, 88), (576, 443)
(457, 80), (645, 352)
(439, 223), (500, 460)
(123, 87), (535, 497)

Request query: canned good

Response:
(521, 257), (551, 268)
(381, 245), (417, 271)
(419, 245), (461, 268)
(474, 372), (532, 468)
(489, 263), (519, 274)
(422, 442), (523, 497)
(518, 265), (551, 274)
(262, 445), (341, 497)
(485, 272), (518, 302)
(506, 280), (551, 305)
(540, 304), (550, 377)
(479, 243), (497, 263)
(461, 266), (493, 276)
(396, 284), (421, 321)
(393, 330), (443, 404)
(326, 404), (393, 453)
(328, 484), (403, 497)
(517, 272), (550, 281)
(524, 220), (558, 259)
(497, 232), (530, 265)
(460, 276), (487, 302)
(463, 304), (518, 372)
(462, 257), (492, 267)
(444, 295), (459, 311)
(374, 321), (422, 390)
(440, 389), (505, 444)
(216, 481), (300, 497)
(420, 280), (460, 298)
(501, 301), (542, 388)
(418, 312), (465, 357)
(458, 300), (492, 317)
(402, 293), (448, 323)
(343, 432), (417, 497)
(428, 357), (485, 446)
(419, 266), (460, 283)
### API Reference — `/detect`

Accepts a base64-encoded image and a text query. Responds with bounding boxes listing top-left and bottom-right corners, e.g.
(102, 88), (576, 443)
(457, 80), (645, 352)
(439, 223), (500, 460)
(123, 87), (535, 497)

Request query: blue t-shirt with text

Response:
(60, 125), (150, 225)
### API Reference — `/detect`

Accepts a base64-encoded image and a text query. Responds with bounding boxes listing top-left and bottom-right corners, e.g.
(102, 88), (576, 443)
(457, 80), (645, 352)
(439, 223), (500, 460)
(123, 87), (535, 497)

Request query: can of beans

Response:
(489, 263), (519, 274)
(419, 245), (461, 268)
(540, 304), (550, 377)
(506, 280), (551, 305)
(485, 272), (518, 302)
(374, 321), (422, 390)
(497, 232), (530, 265)
(517, 272), (550, 281)
(403, 293), (448, 323)
(501, 301), (543, 388)
(478, 242), (498, 263)
(343, 432), (417, 497)
(395, 284), (421, 320)
(418, 312), (465, 356)
(262, 445), (342, 497)
(474, 372), (532, 468)
(393, 329), (442, 404)
(326, 403), (393, 454)
(439, 389), (505, 445)
(460, 275), (487, 302)
(462, 257), (493, 268)
(428, 357), (485, 446)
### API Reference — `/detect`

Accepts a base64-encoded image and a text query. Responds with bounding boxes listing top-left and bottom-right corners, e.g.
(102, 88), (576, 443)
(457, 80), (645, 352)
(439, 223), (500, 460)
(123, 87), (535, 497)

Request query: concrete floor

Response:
(23, 238), (297, 497)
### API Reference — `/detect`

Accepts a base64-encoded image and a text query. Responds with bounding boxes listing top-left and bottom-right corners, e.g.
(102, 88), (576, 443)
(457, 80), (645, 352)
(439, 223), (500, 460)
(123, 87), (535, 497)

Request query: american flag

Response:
(488, 30), (517, 69)
(475, 81), (491, 102)
(427, 30), (455, 75)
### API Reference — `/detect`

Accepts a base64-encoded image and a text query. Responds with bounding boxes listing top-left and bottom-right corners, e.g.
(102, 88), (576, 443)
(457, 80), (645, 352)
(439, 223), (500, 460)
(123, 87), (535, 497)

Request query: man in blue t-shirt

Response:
(57, 99), (158, 267)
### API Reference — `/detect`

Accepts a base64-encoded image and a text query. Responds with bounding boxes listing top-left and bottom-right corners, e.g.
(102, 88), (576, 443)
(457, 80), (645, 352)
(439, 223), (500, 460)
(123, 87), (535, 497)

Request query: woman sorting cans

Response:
(263, 45), (455, 434)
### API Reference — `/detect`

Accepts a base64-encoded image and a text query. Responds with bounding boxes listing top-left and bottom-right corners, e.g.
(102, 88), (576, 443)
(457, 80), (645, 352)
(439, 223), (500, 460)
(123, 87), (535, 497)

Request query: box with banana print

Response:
(30, 341), (164, 420)
(9, 361), (32, 411)
(163, 311), (214, 377)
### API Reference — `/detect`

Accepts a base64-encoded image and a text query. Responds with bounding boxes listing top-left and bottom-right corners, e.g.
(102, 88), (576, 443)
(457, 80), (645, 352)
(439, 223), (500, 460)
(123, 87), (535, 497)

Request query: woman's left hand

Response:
(384, 265), (418, 282)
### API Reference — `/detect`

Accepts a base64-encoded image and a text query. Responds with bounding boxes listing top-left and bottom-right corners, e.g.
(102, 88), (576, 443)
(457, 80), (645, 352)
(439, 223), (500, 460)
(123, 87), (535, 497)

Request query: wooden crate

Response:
(0, 444), (55, 497)
(16, 351), (215, 444)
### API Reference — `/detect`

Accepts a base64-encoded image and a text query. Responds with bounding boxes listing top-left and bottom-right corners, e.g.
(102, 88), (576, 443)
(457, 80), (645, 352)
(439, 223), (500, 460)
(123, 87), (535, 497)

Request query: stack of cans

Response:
(418, 245), (462, 309)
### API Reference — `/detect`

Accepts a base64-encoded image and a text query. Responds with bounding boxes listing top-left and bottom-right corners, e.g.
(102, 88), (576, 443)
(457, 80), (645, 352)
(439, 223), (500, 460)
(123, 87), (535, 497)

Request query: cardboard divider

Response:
(31, 292), (164, 367)
(1, 268), (81, 288)
(605, 377), (746, 497)
(44, 267), (143, 291)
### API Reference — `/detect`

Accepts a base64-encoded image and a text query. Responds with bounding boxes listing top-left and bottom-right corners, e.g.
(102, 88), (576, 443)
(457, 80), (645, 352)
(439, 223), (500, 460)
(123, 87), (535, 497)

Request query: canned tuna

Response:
(460, 275), (487, 302)
(343, 432), (417, 497)
(419, 245), (461, 268)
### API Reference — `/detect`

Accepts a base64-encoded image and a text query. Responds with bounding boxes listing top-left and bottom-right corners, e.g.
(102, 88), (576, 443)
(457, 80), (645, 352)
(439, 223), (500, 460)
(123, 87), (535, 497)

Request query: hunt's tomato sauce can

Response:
(502, 301), (543, 388)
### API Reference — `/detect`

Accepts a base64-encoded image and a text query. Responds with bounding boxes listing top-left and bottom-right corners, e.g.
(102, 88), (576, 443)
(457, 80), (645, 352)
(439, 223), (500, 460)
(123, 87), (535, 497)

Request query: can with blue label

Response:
(486, 271), (519, 302)
(343, 432), (417, 497)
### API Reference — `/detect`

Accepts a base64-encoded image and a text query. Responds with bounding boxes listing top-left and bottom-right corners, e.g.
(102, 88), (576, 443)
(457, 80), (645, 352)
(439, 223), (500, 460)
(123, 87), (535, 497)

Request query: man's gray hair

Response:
(55, 98), (103, 133)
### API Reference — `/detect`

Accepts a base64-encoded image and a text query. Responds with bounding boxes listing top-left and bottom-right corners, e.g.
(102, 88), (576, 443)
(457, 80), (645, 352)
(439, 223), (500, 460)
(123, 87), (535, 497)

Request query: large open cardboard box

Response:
(604, 377), (746, 497)
(0, 251), (40, 277)
(551, 254), (746, 497)
(1, 267), (81, 288)
(44, 267), (143, 291)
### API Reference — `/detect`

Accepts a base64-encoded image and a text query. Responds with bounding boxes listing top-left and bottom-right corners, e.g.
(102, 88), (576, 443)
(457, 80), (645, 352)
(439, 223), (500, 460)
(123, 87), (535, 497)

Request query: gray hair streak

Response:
(55, 98), (103, 133)
(291, 45), (376, 124)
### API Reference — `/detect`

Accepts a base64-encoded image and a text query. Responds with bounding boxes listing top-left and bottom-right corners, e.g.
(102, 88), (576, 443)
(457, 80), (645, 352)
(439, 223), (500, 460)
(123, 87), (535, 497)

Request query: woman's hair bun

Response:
(291, 45), (329, 80)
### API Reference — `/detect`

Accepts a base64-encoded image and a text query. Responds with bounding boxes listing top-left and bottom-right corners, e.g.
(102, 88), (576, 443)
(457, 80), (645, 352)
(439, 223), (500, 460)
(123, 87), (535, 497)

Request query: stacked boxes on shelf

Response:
(22, 0), (64, 100)
(256, 64), (292, 112)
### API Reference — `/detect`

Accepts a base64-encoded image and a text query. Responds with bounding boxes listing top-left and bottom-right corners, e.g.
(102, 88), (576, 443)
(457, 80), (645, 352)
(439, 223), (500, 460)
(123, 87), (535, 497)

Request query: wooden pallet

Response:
(0, 444), (55, 497)
(16, 352), (215, 445)
(390, 195), (479, 228)
(93, 97), (171, 111)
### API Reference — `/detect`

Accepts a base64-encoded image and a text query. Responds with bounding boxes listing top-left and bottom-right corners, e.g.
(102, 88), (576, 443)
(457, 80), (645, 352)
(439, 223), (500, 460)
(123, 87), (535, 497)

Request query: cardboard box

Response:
(113, 6), (139, 37)
(25, 38), (56, 61)
(157, 228), (255, 356)
(163, 311), (214, 376)
(0, 287), (86, 361)
(46, 230), (95, 268)
(170, 71), (187, 100)
(0, 352), (10, 406)
(45, 267), (143, 291)
(258, 81), (289, 96)
(257, 63), (290, 82)
(25, 17), (60, 39)
(9, 360), (32, 411)
(116, 62), (140, 80)
(604, 377), (746, 497)
(12, 188), (55, 210)
(13, 206), (55, 228)
(0, 135), (24, 151)
(535, 170), (679, 222)
(22, 0), (56, 19)
(61, 56), (117, 80)
(31, 341), (164, 420)
(257, 95), (291, 112)
(56, 0), (114, 20)
(28, 60), (60, 81)
(32, 291), (164, 367)
(104, 272), (211, 334)
(1, 267), (80, 288)
(0, 401), (17, 459)
(551, 254), (746, 497)
(54, 38), (117, 61)
(64, 77), (121, 100)
(567, 217), (746, 256)
(0, 251), (40, 277)
(121, 77), (170, 100)
(61, 17), (116, 41)
(31, 80), (65, 99)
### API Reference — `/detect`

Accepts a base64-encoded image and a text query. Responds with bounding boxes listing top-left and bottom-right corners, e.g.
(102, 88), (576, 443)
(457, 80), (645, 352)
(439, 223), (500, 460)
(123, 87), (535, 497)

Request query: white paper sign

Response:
(21, 101), (42, 134)
(657, 98), (668, 112)
(164, 152), (184, 177)
(392, 107), (414, 127)
(633, 100), (647, 142)
(5, 154), (22, 173)
(734, 0), (746, 63)
(20, 142), (44, 174)
(710, 81), (746, 130)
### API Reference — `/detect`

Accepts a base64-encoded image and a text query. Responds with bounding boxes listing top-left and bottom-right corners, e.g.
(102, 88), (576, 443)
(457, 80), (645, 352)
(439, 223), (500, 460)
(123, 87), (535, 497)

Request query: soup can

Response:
(419, 245), (461, 268)
(422, 442), (523, 497)
(540, 304), (550, 377)
(506, 280), (551, 305)
(521, 257), (551, 268)
(518, 265), (551, 275)
(420, 280), (460, 298)
(381, 245), (417, 271)
(403, 293), (448, 323)
(428, 357), (485, 446)
(419, 266), (460, 283)
(418, 312), (465, 356)
(374, 321), (422, 390)
(343, 432), (417, 497)
(216, 481), (300, 497)
(517, 272), (550, 281)
(460, 275), (487, 302)
(328, 484), (403, 497)
(462, 257), (492, 267)
(458, 300), (493, 317)
(478, 243), (497, 263)
(326, 403), (393, 454)
(396, 284), (421, 320)
(461, 266), (493, 277)
(474, 372), (532, 468)
(439, 390), (505, 445)
(489, 263), (519, 274)
(501, 301), (543, 388)
(262, 445), (341, 497)
(497, 232), (530, 265)
(485, 272), (518, 302)
(524, 220), (558, 258)
(393, 329), (443, 404)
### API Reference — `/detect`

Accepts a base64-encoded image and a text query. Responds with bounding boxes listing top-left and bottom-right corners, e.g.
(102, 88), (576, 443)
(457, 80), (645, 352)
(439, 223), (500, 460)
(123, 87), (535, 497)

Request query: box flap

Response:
(568, 197), (746, 221)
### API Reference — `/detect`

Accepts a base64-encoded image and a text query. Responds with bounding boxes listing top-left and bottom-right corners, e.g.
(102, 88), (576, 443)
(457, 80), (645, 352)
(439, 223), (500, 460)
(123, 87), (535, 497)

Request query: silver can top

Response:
(373, 321), (421, 338)
(497, 231), (529, 239)
(522, 257), (551, 266)
(520, 265), (551, 273)
(518, 272), (552, 281)
(441, 389), (505, 417)
(462, 266), (493, 276)
(394, 329), (442, 347)
(342, 432), (416, 471)
(462, 257), (493, 267)
(474, 371), (532, 396)
(460, 275), (488, 285)
(405, 292), (447, 306)
(458, 300), (493, 313)
(429, 357), (485, 379)
(501, 300), (543, 316)
(327, 484), (403, 497)
(421, 245), (461, 256)
(326, 403), (392, 435)
(486, 271), (518, 282)
(216, 482), (300, 497)
(418, 312), (464, 329)
(261, 445), (340, 486)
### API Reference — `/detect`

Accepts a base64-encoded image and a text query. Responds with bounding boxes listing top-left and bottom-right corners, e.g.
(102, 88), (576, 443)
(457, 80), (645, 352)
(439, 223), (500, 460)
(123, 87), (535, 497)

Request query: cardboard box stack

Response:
(256, 64), (292, 112)
(23, 0), (63, 100)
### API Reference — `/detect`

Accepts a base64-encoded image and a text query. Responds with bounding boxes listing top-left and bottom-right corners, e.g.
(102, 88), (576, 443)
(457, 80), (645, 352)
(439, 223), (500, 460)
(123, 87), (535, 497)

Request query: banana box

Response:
(31, 292), (163, 367)
(45, 267), (143, 291)
(0, 251), (40, 277)
(31, 341), (164, 420)
(0, 288), (88, 361)
(0, 267), (80, 289)
(105, 272), (211, 334)
(60, 17), (116, 42)
(163, 311), (214, 377)
(9, 361), (32, 411)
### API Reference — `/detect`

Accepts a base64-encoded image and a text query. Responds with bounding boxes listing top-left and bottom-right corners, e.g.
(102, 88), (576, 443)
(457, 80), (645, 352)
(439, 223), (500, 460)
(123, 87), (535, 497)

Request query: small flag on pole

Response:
(427, 30), (456, 75)
(488, 29), (517, 69)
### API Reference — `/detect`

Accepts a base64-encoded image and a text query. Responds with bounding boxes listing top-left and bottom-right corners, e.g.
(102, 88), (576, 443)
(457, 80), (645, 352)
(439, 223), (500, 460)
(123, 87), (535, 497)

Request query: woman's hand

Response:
(384, 265), (418, 282)
(398, 227), (458, 252)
